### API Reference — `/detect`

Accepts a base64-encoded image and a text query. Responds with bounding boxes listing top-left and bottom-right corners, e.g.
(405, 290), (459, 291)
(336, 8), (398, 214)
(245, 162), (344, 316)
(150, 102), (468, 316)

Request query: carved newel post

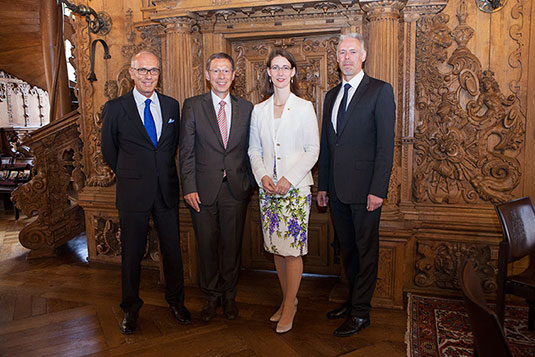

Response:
(160, 17), (197, 105)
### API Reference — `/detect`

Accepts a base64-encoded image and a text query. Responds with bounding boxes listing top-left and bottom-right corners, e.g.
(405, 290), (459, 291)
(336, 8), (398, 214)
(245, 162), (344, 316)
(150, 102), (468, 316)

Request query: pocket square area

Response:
(168, 118), (175, 123)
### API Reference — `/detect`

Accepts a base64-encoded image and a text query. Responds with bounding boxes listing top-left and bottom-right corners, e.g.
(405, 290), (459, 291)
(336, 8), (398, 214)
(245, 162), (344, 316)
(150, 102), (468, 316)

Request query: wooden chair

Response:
(461, 260), (512, 357)
(495, 196), (535, 331)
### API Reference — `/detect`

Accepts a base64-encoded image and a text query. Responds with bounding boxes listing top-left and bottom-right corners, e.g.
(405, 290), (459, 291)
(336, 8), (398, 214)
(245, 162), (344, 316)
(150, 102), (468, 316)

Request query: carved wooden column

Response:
(359, 0), (406, 98)
(160, 17), (196, 105)
(40, 0), (71, 121)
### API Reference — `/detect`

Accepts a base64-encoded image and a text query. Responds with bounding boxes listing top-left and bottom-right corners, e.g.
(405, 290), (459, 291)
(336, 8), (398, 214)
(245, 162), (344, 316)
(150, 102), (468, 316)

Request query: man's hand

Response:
(184, 192), (201, 212)
(275, 176), (291, 196)
(261, 176), (277, 195)
(317, 191), (329, 207)
(367, 194), (383, 211)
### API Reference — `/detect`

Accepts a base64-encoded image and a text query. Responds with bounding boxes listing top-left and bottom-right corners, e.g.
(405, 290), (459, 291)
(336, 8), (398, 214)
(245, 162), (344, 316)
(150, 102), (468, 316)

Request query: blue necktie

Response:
(336, 83), (351, 134)
(144, 98), (158, 147)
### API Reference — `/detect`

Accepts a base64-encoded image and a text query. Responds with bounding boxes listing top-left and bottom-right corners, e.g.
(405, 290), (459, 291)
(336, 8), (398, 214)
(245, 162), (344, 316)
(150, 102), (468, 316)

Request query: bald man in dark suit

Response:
(101, 50), (190, 334)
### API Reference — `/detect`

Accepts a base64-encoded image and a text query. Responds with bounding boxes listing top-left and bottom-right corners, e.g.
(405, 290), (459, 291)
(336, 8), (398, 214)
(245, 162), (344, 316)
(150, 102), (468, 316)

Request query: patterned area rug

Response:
(407, 294), (535, 356)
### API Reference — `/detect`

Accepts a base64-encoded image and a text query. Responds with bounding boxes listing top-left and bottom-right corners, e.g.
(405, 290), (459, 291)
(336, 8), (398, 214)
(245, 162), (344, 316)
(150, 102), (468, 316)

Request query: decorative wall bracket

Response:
(62, 0), (112, 35)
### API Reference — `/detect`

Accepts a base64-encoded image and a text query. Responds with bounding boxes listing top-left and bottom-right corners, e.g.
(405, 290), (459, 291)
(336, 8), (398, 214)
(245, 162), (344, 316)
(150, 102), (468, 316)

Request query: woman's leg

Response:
(278, 255), (302, 326)
(271, 254), (287, 320)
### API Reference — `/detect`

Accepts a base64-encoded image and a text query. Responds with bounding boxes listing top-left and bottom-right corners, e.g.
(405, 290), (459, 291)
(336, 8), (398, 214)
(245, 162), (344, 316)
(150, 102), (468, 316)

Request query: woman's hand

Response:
(261, 176), (277, 195)
(275, 176), (291, 195)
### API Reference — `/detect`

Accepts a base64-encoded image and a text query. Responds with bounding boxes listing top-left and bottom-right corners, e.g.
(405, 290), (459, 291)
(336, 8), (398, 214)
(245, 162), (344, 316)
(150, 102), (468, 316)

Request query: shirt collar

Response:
(133, 87), (159, 107)
(211, 91), (231, 107)
(342, 70), (364, 90)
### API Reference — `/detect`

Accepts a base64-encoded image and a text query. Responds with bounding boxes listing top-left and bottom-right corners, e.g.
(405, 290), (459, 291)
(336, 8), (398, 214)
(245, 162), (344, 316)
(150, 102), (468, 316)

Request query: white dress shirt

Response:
(331, 70), (365, 133)
(133, 87), (163, 140)
(210, 91), (232, 139)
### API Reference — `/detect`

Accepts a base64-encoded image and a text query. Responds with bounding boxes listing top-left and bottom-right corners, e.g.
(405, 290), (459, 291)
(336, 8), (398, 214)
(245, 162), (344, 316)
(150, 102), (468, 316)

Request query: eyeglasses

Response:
(209, 68), (233, 75)
(270, 65), (292, 72)
(132, 67), (161, 75)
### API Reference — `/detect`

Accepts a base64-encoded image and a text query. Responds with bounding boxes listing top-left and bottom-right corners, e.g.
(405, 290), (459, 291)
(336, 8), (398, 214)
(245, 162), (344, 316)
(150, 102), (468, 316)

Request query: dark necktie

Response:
(336, 83), (351, 134)
(144, 98), (158, 147)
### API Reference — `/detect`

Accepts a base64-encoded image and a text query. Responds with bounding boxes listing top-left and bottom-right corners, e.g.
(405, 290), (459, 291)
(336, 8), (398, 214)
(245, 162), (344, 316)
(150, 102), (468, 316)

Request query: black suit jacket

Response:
(101, 90), (180, 211)
(179, 93), (253, 205)
(318, 74), (396, 204)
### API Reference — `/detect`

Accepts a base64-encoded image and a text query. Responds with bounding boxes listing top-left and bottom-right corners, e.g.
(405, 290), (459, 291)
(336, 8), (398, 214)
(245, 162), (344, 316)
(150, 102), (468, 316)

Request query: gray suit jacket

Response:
(179, 92), (254, 205)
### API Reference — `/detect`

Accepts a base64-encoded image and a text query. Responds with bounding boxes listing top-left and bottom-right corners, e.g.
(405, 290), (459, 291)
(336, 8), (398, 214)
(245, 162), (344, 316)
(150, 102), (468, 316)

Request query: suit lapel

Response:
(338, 74), (369, 137)
(202, 93), (226, 149)
(226, 95), (241, 150)
(122, 91), (154, 146)
(325, 83), (340, 137)
(158, 93), (170, 143)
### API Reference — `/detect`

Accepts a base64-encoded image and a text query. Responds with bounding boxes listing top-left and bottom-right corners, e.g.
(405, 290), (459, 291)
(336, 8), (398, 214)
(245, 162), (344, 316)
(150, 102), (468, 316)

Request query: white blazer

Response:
(248, 93), (319, 190)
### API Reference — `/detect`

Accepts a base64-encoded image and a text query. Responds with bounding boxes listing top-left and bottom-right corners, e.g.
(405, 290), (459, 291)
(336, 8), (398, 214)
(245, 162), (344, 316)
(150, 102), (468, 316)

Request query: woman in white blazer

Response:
(248, 49), (319, 334)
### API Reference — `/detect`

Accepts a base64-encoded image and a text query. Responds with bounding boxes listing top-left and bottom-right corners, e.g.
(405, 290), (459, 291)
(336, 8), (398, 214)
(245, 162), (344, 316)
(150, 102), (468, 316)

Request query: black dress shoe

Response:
(333, 316), (370, 337)
(170, 305), (191, 325)
(326, 304), (350, 319)
(223, 299), (238, 320)
(120, 312), (138, 335)
(201, 297), (220, 322)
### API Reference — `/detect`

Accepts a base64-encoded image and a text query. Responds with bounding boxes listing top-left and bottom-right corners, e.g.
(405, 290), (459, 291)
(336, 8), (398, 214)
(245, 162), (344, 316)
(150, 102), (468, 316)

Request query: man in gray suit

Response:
(179, 53), (253, 322)
(317, 33), (396, 337)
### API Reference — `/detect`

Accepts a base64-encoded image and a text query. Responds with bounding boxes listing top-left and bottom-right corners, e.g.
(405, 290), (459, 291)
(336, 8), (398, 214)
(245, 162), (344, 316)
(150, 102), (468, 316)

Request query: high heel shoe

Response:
(276, 304), (297, 334)
(269, 298), (298, 322)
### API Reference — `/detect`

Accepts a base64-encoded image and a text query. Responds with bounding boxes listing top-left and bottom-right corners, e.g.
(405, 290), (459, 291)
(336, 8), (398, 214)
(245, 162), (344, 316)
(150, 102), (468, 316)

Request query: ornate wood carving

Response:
(94, 217), (121, 255)
(414, 240), (496, 293)
(11, 112), (85, 258)
(413, 0), (525, 205)
(93, 215), (160, 264)
(231, 35), (340, 114)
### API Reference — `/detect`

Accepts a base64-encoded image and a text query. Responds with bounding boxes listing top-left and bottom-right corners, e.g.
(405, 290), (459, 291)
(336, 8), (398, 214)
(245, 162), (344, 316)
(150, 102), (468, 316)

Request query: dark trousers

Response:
(190, 180), (247, 300)
(119, 186), (184, 313)
(330, 195), (381, 319)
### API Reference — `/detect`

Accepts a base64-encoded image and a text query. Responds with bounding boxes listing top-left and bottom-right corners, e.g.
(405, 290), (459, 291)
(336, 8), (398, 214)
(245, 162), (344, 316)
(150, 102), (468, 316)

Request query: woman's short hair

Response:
(263, 48), (299, 98)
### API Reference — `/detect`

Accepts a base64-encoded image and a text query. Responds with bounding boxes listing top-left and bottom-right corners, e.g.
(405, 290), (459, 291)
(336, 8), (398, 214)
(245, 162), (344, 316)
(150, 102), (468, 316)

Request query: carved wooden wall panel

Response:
(413, 1), (526, 205)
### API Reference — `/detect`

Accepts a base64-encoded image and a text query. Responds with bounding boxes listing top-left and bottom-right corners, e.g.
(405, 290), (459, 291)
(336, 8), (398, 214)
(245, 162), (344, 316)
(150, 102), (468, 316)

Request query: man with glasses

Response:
(101, 50), (190, 334)
(180, 52), (253, 322)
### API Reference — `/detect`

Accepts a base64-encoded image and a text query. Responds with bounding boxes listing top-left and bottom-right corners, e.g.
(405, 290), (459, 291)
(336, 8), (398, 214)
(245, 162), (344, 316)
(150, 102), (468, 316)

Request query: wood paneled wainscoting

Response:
(65, 0), (535, 314)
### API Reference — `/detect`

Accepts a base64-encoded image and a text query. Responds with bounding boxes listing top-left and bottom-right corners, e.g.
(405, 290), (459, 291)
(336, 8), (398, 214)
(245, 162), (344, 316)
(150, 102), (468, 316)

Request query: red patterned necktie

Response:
(217, 100), (228, 148)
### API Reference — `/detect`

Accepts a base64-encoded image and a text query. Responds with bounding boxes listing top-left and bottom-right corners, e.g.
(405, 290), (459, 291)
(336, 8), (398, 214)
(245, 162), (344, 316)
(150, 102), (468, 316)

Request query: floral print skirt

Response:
(259, 187), (311, 257)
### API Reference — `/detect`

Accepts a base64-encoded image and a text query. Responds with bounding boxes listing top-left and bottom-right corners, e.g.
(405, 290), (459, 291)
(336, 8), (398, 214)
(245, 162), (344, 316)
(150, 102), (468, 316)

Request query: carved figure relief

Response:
(414, 240), (496, 292)
(413, 0), (525, 204)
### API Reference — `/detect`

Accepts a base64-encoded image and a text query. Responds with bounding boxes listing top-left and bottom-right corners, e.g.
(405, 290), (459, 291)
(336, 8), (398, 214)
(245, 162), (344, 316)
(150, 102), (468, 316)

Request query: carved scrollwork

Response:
(94, 217), (121, 256)
(93, 216), (159, 264)
(413, 0), (525, 205)
(232, 35), (340, 107)
(12, 112), (85, 255)
(414, 241), (496, 292)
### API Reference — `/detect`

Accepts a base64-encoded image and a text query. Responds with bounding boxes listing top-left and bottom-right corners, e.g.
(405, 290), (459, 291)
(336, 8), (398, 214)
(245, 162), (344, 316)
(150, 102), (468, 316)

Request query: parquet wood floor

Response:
(0, 210), (407, 356)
